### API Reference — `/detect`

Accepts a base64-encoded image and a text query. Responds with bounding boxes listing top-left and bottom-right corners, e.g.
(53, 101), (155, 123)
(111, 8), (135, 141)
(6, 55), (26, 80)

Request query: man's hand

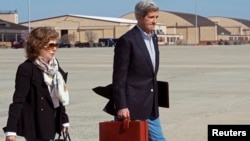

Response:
(117, 108), (130, 119)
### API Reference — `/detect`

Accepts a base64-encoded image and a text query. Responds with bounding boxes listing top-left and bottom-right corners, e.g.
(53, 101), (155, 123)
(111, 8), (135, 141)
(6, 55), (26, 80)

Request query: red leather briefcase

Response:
(99, 119), (148, 141)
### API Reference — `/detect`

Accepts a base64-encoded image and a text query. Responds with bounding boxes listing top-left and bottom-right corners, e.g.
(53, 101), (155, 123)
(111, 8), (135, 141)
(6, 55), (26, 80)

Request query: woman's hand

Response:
(62, 126), (69, 133)
(6, 135), (16, 141)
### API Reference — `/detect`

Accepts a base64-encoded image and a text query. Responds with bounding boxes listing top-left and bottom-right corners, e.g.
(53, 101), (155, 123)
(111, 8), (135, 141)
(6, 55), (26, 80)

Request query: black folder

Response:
(157, 81), (169, 108)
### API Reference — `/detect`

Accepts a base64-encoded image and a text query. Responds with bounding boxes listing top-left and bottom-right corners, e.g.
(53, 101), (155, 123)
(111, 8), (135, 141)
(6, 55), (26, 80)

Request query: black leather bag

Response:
(55, 132), (71, 141)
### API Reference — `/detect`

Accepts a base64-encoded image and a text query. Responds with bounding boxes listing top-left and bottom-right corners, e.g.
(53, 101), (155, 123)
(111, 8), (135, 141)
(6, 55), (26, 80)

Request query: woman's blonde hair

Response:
(25, 26), (59, 61)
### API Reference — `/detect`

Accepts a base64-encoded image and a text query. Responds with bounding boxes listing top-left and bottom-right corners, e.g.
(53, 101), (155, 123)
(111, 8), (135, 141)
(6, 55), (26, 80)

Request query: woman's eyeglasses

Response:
(44, 43), (59, 50)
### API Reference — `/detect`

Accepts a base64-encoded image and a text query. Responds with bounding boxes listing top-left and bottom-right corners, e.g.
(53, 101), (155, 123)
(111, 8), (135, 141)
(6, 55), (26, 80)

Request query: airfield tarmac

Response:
(0, 45), (249, 141)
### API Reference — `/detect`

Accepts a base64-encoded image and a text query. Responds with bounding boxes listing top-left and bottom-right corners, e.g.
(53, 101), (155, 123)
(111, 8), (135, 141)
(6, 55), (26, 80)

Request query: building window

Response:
(61, 30), (68, 36)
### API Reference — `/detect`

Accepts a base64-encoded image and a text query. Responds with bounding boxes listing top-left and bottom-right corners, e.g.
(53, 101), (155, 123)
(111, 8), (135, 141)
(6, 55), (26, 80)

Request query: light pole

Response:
(28, 0), (31, 32)
(195, 0), (198, 45)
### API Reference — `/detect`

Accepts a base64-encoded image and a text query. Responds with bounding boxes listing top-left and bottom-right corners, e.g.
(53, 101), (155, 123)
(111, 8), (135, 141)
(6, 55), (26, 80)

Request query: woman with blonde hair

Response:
(3, 26), (70, 141)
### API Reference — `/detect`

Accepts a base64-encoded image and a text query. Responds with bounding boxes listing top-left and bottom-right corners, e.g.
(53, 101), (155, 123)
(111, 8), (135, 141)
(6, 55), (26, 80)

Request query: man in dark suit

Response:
(112, 1), (166, 141)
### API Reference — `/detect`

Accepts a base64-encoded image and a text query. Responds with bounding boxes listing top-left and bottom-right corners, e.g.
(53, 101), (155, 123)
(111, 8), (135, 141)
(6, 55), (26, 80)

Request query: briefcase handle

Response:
(122, 119), (146, 130)
(123, 119), (130, 129)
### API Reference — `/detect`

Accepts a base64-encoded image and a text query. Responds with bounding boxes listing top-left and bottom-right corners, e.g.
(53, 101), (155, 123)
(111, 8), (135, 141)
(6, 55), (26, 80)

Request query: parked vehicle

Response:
(74, 42), (90, 47)
(233, 41), (241, 45)
(12, 39), (25, 49)
(98, 38), (117, 47)
(59, 42), (71, 48)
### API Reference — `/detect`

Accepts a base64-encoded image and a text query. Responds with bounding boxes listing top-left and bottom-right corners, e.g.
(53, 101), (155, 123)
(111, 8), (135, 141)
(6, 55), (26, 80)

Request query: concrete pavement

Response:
(0, 45), (250, 141)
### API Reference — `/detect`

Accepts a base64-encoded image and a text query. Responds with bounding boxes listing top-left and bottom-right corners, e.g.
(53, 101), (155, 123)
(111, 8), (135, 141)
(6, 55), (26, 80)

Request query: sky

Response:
(1, 0), (250, 23)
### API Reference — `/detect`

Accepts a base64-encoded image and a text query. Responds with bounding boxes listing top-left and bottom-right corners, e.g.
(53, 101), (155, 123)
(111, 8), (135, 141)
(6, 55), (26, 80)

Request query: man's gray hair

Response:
(134, 0), (159, 20)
